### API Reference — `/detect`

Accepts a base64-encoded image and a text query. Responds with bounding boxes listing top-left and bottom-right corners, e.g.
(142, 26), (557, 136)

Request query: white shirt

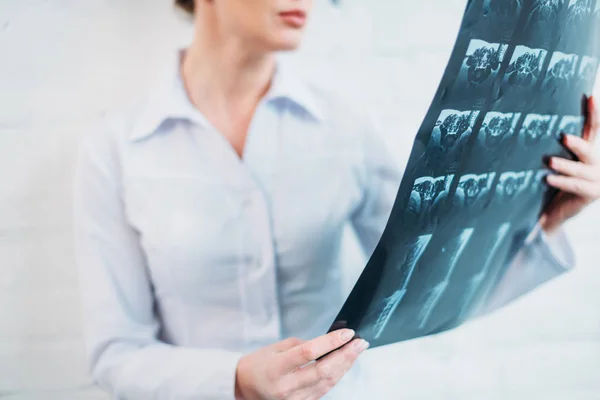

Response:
(74, 52), (575, 400)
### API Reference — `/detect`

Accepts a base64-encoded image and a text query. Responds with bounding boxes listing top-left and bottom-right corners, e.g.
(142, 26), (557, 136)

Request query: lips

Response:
(279, 10), (307, 28)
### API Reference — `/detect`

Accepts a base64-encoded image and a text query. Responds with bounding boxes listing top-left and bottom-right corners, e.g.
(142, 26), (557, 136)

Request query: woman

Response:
(74, 0), (600, 399)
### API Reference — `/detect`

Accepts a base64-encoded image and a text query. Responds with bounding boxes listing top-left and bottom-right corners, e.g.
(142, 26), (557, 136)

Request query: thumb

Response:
(539, 213), (548, 227)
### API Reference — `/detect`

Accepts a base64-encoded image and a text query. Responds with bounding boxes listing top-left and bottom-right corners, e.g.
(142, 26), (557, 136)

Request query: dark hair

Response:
(175, 0), (194, 15)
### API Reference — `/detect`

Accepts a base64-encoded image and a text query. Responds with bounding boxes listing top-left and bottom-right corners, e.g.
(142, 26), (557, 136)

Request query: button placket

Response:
(238, 103), (283, 346)
(243, 188), (281, 345)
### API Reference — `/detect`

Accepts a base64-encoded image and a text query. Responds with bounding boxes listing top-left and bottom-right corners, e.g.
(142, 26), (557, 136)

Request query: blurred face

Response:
(210, 0), (313, 51)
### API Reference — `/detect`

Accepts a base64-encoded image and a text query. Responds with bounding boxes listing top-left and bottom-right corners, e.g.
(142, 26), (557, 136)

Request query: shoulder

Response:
(299, 79), (405, 182)
(305, 81), (378, 136)
(304, 79), (392, 160)
(77, 102), (147, 173)
(278, 60), (377, 137)
(293, 80), (385, 163)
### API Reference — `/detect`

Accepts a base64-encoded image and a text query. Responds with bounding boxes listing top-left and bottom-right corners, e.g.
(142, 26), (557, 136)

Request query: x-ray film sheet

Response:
(329, 0), (600, 348)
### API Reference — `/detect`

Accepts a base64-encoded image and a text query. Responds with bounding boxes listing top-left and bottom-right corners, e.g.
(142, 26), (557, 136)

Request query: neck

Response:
(181, 11), (275, 117)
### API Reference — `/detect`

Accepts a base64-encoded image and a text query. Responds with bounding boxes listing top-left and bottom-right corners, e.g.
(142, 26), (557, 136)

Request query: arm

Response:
(74, 124), (242, 400)
(484, 95), (600, 313)
(480, 223), (575, 314)
(349, 117), (403, 258)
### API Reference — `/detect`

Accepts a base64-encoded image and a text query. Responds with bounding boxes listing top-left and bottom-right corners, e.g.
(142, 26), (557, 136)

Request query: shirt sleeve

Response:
(73, 123), (243, 400)
(351, 118), (576, 317)
(350, 116), (403, 258)
(480, 223), (576, 314)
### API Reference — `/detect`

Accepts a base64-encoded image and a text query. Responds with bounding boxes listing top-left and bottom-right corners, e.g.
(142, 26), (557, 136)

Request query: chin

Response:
(267, 31), (304, 51)
(274, 41), (302, 51)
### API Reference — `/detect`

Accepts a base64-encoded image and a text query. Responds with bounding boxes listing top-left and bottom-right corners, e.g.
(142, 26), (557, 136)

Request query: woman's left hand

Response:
(541, 96), (600, 234)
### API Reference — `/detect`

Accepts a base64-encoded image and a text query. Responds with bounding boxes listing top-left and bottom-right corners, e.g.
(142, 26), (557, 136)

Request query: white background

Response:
(1, 0), (599, 399)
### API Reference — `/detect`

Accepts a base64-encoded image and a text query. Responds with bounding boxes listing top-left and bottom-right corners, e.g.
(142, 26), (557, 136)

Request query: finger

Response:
(561, 134), (597, 164)
(274, 337), (305, 353)
(549, 157), (599, 181)
(287, 387), (321, 400)
(583, 96), (599, 142)
(540, 191), (565, 224)
(283, 329), (355, 371)
(538, 212), (548, 227)
(546, 174), (600, 199)
(293, 339), (368, 391)
(286, 382), (330, 400)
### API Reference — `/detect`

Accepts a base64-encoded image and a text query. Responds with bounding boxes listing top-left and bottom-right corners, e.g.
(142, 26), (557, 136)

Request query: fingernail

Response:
(353, 339), (369, 353)
(542, 155), (551, 166)
(340, 329), (355, 342)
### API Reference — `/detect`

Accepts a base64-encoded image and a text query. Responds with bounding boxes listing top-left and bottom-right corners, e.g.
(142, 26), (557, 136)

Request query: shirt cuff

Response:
(209, 349), (243, 400)
(474, 222), (576, 316)
(93, 344), (244, 400)
(527, 222), (576, 273)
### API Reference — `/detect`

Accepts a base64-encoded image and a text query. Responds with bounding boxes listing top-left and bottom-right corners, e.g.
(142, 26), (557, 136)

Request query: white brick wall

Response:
(1, 1), (599, 399)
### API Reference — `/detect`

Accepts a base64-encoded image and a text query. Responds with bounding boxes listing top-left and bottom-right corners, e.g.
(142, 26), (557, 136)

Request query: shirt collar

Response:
(265, 60), (324, 121)
(130, 50), (323, 142)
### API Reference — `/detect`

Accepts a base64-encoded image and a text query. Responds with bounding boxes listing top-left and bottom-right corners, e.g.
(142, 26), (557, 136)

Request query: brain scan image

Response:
(461, 40), (509, 86)
(518, 114), (559, 147)
(504, 46), (547, 89)
(455, 172), (496, 209)
(408, 175), (454, 225)
(446, 39), (510, 106)
(495, 171), (534, 201)
(478, 111), (521, 148)
(429, 110), (479, 152)
(478, 0), (523, 42)
(566, 0), (594, 26)
(542, 51), (579, 92)
(557, 115), (585, 138)
(526, 0), (565, 28)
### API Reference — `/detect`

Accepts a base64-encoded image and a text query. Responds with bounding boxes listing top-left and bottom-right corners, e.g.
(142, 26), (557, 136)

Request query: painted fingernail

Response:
(558, 132), (565, 141)
(542, 155), (551, 166)
(340, 329), (355, 341)
(353, 339), (369, 352)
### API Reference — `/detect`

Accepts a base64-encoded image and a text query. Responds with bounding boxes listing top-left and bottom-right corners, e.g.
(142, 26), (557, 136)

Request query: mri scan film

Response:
(329, 0), (600, 347)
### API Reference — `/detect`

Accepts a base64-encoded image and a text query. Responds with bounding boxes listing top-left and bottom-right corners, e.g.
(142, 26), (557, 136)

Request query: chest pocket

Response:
(124, 176), (243, 299)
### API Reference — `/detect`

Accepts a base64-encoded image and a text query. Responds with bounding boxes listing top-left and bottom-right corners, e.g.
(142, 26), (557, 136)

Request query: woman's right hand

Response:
(234, 329), (368, 400)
